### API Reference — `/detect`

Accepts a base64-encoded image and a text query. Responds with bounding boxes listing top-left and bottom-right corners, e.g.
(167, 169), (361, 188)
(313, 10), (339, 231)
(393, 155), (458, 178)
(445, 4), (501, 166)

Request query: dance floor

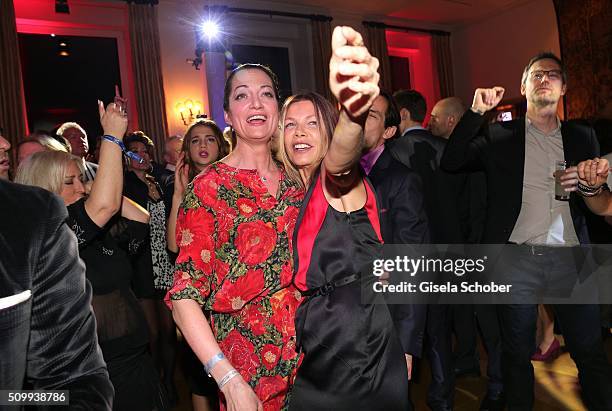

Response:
(173, 332), (612, 410)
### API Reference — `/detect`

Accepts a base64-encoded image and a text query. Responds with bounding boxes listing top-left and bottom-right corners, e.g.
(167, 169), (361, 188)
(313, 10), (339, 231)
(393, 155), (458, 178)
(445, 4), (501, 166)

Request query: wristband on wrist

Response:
(102, 135), (144, 164)
(217, 369), (240, 389)
(204, 352), (225, 377)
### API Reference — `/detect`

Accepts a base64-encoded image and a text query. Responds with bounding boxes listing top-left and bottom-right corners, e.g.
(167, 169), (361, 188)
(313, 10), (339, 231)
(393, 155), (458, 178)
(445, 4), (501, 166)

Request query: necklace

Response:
(261, 175), (267, 183)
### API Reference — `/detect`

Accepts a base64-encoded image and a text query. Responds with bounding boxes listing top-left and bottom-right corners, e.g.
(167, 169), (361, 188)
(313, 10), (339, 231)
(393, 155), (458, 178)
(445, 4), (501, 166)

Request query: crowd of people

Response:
(1, 24), (612, 411)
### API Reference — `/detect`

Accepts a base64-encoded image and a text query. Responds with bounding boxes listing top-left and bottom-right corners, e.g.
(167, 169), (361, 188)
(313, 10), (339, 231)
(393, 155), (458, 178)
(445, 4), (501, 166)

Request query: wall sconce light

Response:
(57, 40), (70, 57)
(175, 99), (203, 125)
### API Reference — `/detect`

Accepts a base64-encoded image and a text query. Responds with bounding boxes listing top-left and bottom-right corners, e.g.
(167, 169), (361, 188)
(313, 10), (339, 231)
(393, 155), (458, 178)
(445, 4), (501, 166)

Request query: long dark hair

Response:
(181, 118), (229, 181)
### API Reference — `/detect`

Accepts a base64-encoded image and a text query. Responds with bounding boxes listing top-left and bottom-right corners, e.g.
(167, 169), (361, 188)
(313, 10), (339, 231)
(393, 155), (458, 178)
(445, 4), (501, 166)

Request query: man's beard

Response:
(530, 93), (558, 108)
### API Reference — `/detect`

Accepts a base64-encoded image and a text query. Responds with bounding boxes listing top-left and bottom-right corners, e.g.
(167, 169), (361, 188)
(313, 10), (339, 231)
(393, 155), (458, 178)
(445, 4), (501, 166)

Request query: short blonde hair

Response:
(15, 150), (84, 195)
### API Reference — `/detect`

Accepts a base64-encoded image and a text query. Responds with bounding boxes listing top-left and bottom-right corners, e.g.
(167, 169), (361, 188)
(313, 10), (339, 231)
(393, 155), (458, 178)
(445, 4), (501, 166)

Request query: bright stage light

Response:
(200, 20), (220, 40)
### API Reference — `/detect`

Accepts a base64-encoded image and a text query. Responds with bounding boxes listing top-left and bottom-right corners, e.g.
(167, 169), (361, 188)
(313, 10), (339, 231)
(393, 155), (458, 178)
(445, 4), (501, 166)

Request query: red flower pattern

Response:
(165, 162), (304, 410)
(235, 220), (277, 265)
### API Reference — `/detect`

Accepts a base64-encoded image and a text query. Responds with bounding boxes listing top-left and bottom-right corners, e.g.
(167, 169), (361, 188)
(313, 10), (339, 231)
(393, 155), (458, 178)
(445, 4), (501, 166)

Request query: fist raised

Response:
(471, 87), (505, 114)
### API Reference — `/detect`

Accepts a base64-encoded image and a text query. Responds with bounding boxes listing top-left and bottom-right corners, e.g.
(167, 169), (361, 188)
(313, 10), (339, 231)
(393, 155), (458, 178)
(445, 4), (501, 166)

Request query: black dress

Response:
(290, 173), (409, 411)
(66, 199), (167, 410)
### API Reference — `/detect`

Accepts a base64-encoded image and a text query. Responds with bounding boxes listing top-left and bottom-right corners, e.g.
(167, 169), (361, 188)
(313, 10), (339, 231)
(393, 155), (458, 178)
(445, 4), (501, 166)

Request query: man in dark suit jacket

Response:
(441, 52), (612, 410)
(389, 90), (465, 411)
(361, 91), (428, 409)
(0, 178), (114, 410)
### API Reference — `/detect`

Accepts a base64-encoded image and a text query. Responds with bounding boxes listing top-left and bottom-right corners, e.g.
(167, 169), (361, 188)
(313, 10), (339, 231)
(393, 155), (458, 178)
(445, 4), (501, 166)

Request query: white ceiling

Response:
(267, 0), (535, 27)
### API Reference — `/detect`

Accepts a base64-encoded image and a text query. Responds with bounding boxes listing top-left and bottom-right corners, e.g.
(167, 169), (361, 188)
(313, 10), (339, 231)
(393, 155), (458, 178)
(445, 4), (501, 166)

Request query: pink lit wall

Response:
(386, 30), (439, 124)
(14, 0), (138, 130)
(451, 0), (560, 110)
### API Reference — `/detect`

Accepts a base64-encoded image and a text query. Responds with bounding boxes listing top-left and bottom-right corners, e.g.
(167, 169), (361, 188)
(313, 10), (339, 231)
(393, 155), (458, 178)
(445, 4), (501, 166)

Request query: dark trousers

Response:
(426, 304), (455, 411)
(474, 305), (503, 394)
(498, 247), (612, 410)
(452, 304), (479, 369)
(452, 304), (503, 394)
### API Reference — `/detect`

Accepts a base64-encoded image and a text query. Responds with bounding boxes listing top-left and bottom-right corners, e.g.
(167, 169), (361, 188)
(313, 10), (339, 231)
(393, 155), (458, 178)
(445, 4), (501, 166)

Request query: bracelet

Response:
(217, 369), (240, 389)
(102, 135), (144, 164)
(577, 182), (606, 197)
(204, 352), (225, 377)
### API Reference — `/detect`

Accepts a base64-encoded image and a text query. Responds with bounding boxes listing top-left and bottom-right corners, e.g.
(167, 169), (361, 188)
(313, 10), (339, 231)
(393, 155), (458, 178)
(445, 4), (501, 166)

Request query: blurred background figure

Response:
(17, 132), (68, 165)
(0, 127), (11, 180)
(57, 121), (98, 181)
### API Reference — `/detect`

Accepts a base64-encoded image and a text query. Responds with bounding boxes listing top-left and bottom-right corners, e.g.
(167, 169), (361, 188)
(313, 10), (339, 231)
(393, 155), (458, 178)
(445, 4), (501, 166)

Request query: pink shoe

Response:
(531, 338), (561, 361)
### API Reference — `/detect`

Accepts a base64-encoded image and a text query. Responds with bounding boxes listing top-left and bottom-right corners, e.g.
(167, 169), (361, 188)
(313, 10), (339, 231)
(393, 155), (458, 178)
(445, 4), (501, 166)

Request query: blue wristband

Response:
(102, 134), (144, 164)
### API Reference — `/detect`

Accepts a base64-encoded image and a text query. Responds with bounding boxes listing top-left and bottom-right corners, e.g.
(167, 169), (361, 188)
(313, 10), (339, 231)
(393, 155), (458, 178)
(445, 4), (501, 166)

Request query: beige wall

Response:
(157, 0), (209, 136)
(451, 0), (560, 108)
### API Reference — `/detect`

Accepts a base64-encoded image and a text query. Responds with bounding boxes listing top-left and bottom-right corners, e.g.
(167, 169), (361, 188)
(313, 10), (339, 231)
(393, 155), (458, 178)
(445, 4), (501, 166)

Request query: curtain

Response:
(311, 17), (333, 102)
(431, 33), (454, 98)
(362, 22), (392, 92)
(128, 2), (168, 162)
(0, 0), (26, 156)
(553, 0), (612, 120)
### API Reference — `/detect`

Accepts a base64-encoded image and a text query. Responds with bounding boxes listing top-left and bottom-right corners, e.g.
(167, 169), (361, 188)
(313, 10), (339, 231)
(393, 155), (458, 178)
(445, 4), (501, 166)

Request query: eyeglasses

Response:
(529, 70), (562, 82)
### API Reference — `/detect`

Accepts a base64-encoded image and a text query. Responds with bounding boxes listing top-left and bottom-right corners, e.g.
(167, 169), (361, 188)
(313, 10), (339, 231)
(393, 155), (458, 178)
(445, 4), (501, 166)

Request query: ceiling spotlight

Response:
(200, 20), (220, 40)
(55, 0), (70, 14)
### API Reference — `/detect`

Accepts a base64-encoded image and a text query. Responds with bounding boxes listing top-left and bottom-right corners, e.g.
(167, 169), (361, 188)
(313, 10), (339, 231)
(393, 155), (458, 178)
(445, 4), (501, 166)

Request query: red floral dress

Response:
(166, 162), (304, 411)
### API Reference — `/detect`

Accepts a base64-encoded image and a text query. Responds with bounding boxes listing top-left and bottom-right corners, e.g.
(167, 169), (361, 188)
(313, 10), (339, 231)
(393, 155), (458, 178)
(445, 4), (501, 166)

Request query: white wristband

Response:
(204, 352), (225, 376)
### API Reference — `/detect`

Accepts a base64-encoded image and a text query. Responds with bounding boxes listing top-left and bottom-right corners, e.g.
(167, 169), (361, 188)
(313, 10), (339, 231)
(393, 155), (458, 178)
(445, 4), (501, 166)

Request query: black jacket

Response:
(368, 148), (428, 357)
(389, 128), (473, 244)
(0, 180), (113, 410)
(441, 110), (599, 244)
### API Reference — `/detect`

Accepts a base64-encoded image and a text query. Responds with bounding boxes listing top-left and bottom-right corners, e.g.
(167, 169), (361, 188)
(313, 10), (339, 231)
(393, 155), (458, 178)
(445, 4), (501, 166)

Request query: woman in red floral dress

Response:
(165, 63), (303, 411)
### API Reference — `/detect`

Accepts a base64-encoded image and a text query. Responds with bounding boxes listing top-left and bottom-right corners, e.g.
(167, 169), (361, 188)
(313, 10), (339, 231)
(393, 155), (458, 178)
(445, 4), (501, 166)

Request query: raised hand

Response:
(114, 85), (128, 116)
(98, 100), (128, 140)
(577, 157), (609, 188)
(329, 26), (380, 118)
(174, 152), (190, 197)
(471, 87), (505, 114)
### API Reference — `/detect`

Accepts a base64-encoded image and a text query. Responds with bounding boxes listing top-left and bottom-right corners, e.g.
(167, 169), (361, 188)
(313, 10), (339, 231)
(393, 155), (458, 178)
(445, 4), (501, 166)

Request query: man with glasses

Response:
(441, 52), (612, 409)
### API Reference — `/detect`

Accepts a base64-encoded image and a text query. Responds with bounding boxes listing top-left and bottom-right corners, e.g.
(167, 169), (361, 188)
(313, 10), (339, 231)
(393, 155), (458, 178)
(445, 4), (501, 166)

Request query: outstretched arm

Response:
(323, 26), (379, 185)
(573, 158), (612, 216)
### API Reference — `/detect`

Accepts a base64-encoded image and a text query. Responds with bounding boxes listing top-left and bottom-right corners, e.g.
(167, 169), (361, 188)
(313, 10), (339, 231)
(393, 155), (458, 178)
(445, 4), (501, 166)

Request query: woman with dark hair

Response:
(167, 117), (229, 411)
(123, 131), (178, 402)
(165, 61), (304, 410)
(278, 28), (409, 410)
(182, 118), (230, 181)
(15, 101), (166, 410)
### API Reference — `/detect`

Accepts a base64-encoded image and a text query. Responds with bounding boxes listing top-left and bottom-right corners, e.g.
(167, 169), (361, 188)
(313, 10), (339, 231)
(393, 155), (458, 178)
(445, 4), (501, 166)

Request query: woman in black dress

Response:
(15, 101), (166, 410)
(277, 27), (409, 410)
(123, 131), (178, 401)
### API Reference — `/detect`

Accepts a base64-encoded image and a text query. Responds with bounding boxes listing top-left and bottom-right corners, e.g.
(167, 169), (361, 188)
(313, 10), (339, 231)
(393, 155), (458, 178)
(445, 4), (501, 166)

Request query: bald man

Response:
(429, 97), (467, 139)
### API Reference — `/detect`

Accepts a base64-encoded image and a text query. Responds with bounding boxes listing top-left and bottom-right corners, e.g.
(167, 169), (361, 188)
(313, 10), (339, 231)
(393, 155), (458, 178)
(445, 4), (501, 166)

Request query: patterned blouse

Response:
(166, 162), (304, 411)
